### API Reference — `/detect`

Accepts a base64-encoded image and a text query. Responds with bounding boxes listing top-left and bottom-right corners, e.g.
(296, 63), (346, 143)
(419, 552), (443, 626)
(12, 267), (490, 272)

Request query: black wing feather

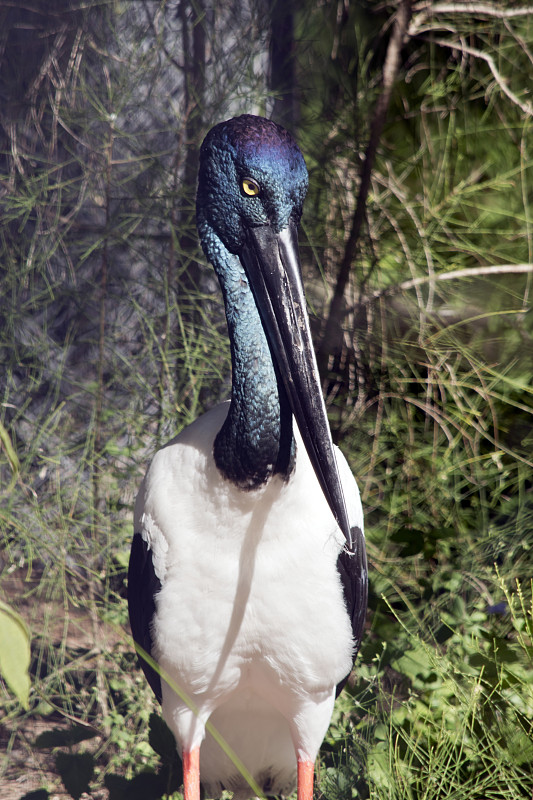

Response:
(336, 525), (368, 697)
(128, 532), (163, 703)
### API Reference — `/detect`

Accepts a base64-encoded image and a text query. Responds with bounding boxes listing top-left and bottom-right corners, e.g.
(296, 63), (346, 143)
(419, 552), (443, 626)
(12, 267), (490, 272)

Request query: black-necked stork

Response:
(128, 115), (367, 800)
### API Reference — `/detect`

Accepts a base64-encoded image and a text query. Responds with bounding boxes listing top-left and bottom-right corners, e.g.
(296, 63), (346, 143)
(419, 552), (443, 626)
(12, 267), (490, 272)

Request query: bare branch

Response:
(427, 36), (533, 116)
(318, 0), (413, 366)
(409, 1), (533, 116)
(370, 263), (533, 300)
(411, 1), (533, 35)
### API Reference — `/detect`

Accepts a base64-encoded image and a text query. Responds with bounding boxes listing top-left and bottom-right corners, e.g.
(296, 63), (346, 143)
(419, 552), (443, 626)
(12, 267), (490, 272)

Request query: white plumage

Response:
(134, 402), (363, 798)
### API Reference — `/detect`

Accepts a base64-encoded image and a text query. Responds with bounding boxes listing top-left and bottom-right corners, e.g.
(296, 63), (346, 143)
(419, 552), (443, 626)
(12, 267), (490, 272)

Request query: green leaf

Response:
(0, 419), (19, 491)
(391, 644), (434, 682)
(55, 752), (94, 800)
(0, 599), (30, 709)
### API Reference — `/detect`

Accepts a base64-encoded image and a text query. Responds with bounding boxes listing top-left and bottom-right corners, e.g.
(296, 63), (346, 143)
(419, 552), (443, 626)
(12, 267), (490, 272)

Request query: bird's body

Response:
(129, 115), (367, 800)
(133, 401), (363, 797)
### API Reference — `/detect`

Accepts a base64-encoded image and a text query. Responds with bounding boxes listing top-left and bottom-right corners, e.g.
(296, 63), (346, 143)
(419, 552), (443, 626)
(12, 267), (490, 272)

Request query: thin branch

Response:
(411, 1), (533, 34)
(370, 263), (533, 300)
(421, 36), (533, 117)
(318, 0), (413, 365)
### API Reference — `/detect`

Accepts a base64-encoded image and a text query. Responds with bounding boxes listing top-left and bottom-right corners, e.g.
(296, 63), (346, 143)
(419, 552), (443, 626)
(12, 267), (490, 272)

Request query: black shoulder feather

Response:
(128, 532), (162, 703)
(336, 525), (368, 697)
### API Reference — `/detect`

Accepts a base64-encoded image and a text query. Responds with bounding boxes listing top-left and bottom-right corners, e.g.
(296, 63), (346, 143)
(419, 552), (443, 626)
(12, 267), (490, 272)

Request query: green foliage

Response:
(0, 600), (31, 709)
(318, 573), (533, 799)
(1, 1), (532, 799)
(29, 714), (181, 800)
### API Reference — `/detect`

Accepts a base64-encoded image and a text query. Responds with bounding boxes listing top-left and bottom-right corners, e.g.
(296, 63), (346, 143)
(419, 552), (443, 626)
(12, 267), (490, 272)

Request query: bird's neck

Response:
(202, 229), (295, 489)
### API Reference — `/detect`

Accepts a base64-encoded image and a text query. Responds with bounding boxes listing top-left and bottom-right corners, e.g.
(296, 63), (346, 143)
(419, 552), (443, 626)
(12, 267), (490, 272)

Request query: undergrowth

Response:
(1, 2), (533, 799)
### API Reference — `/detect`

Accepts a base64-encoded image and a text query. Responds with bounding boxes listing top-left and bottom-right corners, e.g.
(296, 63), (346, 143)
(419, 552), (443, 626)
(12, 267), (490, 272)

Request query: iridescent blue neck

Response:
(199, 222), (295, 488)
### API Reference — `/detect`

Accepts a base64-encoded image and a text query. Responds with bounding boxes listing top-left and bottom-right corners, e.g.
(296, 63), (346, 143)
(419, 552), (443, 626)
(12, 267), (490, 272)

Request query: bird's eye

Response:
(241, 177), (261, 197)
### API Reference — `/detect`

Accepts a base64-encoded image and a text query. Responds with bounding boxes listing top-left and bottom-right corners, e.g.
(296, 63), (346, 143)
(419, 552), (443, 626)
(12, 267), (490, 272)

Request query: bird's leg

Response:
(182, 748), (200, 800)
(297, 759), (314, 800)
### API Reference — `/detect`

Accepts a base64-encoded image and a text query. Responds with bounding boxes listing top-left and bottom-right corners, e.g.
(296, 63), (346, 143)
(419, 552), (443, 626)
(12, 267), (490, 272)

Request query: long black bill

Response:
(240, 219), (354, 552)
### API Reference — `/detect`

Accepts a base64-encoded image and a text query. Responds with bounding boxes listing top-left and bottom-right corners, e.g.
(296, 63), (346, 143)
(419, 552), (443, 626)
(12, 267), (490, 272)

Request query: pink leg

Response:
(297, 759), (314, 800)
(182, 747), (200, 800)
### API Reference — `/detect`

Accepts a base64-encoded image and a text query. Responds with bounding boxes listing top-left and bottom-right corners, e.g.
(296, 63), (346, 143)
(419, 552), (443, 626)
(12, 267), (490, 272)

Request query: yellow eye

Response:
(241, 177), (261, 197)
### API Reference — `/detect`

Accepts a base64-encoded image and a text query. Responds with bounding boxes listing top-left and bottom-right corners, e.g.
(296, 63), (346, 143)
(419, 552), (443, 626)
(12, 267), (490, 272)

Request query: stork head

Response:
(197, 115), (308, 253)
(196, 115), (354, 551)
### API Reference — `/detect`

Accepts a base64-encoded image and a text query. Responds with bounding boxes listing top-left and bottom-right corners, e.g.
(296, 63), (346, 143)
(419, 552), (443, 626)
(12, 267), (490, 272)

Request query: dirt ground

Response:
(1, 568), (125, 800)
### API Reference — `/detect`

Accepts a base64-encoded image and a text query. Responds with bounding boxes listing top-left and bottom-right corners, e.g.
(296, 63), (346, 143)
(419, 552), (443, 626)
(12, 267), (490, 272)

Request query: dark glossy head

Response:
(197, 115), (308, 253)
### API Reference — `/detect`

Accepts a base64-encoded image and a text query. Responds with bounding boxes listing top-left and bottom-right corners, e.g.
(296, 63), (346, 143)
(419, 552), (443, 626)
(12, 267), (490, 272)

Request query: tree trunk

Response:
(268, 0), (298, 130)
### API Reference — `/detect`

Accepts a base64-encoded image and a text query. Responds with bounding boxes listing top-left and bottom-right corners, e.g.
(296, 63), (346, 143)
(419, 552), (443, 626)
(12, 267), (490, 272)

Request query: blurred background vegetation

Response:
(0, 1), (532, 798)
